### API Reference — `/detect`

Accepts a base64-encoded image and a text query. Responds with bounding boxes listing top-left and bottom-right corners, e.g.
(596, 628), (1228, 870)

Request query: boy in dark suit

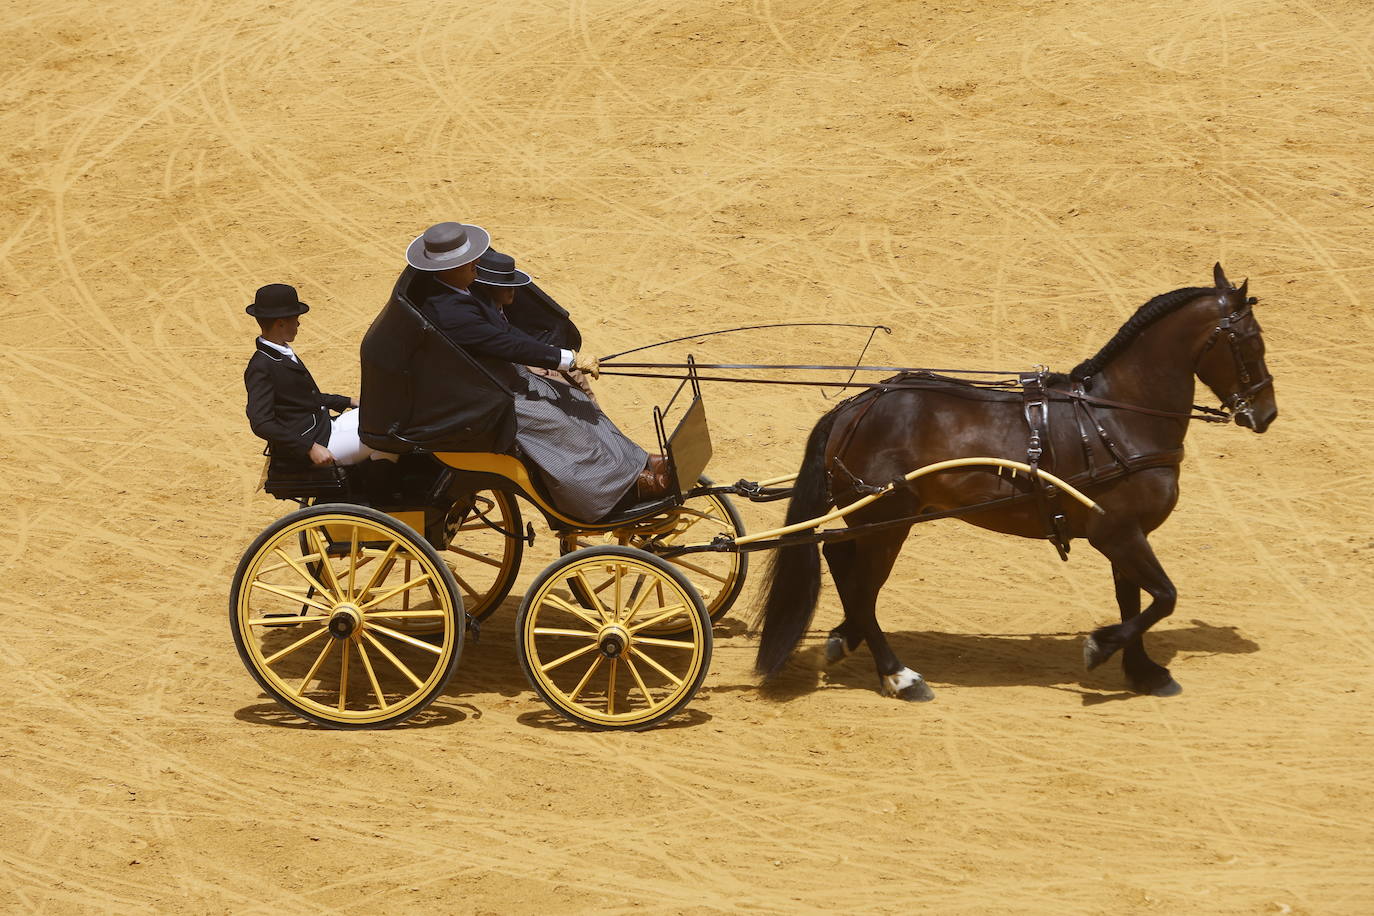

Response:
(244, 283), (374, 467)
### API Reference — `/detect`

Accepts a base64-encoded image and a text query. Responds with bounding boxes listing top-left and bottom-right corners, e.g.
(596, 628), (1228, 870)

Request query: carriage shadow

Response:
(751, 619), (1258, 702)
(234, 699), (470, 730)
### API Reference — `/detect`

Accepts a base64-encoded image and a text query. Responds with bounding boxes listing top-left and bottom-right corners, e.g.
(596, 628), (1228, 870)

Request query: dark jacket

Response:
(415, 275), (562, 387)
(244, 340), (352, 463)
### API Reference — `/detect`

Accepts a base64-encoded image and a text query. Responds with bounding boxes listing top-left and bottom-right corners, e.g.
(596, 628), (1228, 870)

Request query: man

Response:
(404, 221), (668, 519)
(470, 248), (598, 403)
(244, 283), (377, 467)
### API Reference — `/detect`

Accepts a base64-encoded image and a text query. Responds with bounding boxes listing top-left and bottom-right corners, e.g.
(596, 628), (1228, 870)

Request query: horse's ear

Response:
(1238, 278), (1249, 301)
(1213, 262), (1230, 289)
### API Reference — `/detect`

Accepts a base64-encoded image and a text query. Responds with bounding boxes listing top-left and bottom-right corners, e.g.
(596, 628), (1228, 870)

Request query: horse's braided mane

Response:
(1045, 285), (1216, 386)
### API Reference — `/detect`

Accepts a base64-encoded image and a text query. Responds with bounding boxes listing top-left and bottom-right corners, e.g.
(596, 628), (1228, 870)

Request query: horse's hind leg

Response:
(1086, 527), (1181, 696)
(821, 541), (860, 664)
(823, 530), (933, 702)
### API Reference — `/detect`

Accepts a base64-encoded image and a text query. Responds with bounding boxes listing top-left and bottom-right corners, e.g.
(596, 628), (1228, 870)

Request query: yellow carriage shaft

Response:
(734, 457), (1105, 547)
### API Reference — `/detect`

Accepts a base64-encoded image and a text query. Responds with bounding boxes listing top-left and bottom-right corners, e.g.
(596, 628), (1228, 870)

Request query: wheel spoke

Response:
(353, 543), (399, 605)
(634, 636), (696, 650)
(263, 625), (328, 666)
(248, 614), (328, 627)
(568, 654), (604, 701)
(272, 548), (333, 599)
(573, 570), (610, 621)
(624, 653), (655, 704)
(368, 622), (444, 655)
(628, 604), (688, 633)
(620, 575), (656, 626)
(364, 609), (448, 620)
(357, 641), (388, 711)
(666, 557), (728, 583)
(292, 638), (335, 698)
(630, 645), (683, 687)
(347, 526), (359, 598)
(359, 573), (432, 610)
(309, 528), (346, 599)
(450, 569), (481, 601)
(544, 593), (605, 630)
(532, 627), (599, 638)
(249, 580), (333, 613)
(607, 658), (618, 715)
(447, 545), (503, 567)
(337, 640), (350, 711)
(362, 631), (424, 689)
(540, 641), (598, 673)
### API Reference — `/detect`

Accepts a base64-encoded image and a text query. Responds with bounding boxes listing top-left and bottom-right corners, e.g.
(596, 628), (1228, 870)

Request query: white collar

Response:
(258, 337), (298, 361)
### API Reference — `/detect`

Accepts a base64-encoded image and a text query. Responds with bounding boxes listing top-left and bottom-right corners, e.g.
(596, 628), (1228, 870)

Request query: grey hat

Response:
(405, 221), (491, 271)
(473, 249), (532, 287)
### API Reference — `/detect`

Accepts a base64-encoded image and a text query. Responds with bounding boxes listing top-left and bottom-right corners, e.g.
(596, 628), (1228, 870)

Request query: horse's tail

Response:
(753, 407), (841, 678)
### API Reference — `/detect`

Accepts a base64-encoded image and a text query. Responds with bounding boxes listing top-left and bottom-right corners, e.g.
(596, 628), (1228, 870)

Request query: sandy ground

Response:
(3, 0), (1373, 912)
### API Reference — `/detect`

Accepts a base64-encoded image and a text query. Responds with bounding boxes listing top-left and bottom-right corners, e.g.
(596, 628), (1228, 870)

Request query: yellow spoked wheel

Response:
(516, 546), (711, 731)
(436, 489), (523, 627)
(558, 478), (747, 635)
(230, 504), (463, 729)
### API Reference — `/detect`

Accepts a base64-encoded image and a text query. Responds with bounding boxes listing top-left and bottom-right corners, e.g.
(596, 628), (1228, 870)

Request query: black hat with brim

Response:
(246, 283), (310, 318)
(473, 249), (532, 287)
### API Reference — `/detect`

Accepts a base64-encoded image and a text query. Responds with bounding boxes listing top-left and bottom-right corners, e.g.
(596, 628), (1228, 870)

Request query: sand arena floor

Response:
(3, 0), (1373, 912)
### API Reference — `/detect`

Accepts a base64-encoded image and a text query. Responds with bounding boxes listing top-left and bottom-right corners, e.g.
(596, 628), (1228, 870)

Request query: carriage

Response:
(232, 264), (1269, 728)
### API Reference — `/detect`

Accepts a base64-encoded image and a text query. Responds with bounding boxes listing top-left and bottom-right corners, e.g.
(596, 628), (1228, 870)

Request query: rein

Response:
(598, 362), (1235, 422)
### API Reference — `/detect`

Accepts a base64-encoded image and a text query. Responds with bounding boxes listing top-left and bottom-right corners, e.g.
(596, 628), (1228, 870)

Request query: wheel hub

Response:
(598, 624), (630, 658)
(328, 604), (362, 640)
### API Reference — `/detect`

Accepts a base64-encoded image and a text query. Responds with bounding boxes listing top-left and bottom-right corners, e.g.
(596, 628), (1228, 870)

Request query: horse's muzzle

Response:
(1236, 404), (1276, 434)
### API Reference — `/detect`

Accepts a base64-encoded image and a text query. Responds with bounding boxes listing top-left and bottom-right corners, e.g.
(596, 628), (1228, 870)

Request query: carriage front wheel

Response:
(516, 546), (711, 730)
(230, 504), (464, 729)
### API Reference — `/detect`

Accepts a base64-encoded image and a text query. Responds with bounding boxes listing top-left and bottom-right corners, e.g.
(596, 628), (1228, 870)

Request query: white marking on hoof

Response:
(825, 635), (849, 664)
(880, 668), (934, 701)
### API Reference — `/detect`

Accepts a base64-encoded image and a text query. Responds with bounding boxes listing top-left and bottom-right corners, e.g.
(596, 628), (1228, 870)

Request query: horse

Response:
(754, 264), (1277, 701)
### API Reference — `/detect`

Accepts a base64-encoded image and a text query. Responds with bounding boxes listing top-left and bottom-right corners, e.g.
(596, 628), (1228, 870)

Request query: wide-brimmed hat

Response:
(473, 249), (532, 287)
(246, 283), (310, 318)
(406, 221), (490, 271)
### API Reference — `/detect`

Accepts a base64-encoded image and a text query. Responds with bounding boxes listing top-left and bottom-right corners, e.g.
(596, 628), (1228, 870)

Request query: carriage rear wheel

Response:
(557, 477), (746, 634)
(230, 504), (463, 729)
(442, 488), (523, 622)
(516, 546), (711, 730)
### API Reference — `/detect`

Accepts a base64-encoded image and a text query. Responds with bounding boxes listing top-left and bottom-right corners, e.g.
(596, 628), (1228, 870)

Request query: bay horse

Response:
(755, 264), (1277, 700)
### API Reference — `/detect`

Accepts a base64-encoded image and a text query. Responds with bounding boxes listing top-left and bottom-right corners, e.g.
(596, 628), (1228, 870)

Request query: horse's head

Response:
(1194, 263), (1277, 433)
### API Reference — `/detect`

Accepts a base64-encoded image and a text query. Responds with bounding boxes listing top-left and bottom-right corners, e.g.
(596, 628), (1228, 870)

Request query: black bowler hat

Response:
(473, 249), (532, 287)
(246, 283), (310, 318)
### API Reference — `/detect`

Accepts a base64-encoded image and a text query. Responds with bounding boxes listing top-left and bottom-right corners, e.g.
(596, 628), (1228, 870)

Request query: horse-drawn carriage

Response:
(232, 264), (1276, 729)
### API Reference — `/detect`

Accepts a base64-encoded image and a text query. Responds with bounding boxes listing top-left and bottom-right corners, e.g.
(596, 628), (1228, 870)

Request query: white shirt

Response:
(435, 278), (574, 371)
(257, 337), (298, 363)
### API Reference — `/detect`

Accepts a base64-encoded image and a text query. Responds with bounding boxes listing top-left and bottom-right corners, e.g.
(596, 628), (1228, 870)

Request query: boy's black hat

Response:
(246, 284), (310, 318)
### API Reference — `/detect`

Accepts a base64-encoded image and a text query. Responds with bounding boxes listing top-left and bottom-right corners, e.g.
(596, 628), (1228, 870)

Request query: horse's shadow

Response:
(749, 618), (1258, 701)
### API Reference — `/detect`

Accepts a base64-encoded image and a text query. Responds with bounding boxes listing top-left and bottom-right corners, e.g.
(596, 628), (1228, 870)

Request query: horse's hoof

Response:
(1083, 634), (1117, 670)
(825, 635), (849, 665)
(880, 668), (935, 702)
(1149, 678), (1182, 697)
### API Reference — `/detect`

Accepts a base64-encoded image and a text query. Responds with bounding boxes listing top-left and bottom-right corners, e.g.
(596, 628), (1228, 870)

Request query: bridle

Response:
(1196, 295), (1274, 426)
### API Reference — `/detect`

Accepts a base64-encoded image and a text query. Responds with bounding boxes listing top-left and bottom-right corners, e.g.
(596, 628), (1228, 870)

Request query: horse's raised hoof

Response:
(825, 634), (849, 665)
(880, 668), (935, 702)
(1083, 633), (1119, 670)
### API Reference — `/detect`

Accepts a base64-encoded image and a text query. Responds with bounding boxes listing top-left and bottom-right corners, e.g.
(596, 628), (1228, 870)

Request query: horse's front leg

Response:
(1086, 526), (1181, 696)
(823, 531), (933, 701)
(1110, 566), (1179, 695)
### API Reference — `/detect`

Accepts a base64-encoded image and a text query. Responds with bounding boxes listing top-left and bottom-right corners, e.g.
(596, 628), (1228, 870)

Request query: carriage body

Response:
(231, 274), (746, 731)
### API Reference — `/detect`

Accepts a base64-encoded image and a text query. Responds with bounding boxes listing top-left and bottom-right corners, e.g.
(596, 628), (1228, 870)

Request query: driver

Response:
(404, 221), (669, 519)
